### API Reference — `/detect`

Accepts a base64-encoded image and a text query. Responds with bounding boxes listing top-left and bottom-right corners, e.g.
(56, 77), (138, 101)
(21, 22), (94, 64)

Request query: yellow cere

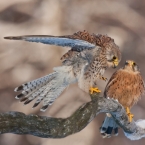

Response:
(113, 58), (119, 66)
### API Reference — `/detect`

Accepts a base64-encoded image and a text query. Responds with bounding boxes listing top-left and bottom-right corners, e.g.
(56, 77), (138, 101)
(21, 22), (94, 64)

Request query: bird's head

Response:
(124, 60), (139, 72)
(94, 34), (121, 68)
(106, 44), (121, 68)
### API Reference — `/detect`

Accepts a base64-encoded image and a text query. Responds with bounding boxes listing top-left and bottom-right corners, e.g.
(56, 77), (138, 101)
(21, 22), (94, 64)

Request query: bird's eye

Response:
(113, 56), (117, 60)
(133, 62), (136, 66)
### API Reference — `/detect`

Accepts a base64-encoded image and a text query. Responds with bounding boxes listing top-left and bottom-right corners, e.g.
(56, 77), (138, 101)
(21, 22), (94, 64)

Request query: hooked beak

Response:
(113, 58), (119, 68)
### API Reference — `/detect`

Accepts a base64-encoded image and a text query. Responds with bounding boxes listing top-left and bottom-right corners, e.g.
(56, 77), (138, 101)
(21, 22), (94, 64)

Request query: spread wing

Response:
(4, 31), (96, 52)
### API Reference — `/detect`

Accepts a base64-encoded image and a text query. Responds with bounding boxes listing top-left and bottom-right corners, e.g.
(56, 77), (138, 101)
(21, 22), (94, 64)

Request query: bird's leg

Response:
(89, 87), (101, 94)
(126, 107), (134, 122)
(99, 76), (108, 81)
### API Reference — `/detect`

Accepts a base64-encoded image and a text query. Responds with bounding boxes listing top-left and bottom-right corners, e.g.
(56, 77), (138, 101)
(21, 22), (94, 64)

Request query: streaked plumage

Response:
(100, 60), (145, 138)
(4, 30), (121, 111)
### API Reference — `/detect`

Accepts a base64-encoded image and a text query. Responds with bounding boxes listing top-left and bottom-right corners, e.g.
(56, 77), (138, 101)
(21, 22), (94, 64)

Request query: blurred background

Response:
(0, 0), (145, 144)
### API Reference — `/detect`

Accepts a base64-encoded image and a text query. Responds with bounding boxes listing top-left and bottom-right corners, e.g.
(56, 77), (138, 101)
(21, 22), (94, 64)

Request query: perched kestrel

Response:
(4, 30), (121, 111)
(100, 60), (145, 138)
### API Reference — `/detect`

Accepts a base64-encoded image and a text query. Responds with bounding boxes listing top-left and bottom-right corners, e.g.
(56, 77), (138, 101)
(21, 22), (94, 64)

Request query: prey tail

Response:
(100, 114), (119, 138)
(15, 66), (76, 111)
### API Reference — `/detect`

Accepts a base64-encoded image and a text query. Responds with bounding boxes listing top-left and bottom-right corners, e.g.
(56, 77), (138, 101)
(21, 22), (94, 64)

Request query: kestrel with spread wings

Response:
(4, 30), (121, 111)
(100, 60), (145, 138)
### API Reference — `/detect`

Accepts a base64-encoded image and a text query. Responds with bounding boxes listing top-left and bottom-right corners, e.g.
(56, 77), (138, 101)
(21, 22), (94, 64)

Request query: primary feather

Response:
(15, 66), (76, 111)
(4, 35), (95, 51)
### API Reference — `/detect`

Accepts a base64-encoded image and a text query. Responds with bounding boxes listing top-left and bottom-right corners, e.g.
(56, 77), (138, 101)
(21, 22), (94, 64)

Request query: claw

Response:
(90, 87), (101, 94)
(100, 76), (108, 81)
(126, 107), (134, 122)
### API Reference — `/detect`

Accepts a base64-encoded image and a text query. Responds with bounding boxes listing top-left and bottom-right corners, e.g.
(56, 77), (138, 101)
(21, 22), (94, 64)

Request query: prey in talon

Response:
(4, 30), (121, 111)
(100, 60), (145, 138)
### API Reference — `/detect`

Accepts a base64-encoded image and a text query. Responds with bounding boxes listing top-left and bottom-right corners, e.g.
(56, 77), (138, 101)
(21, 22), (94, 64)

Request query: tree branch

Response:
(0, 93), (145, 140)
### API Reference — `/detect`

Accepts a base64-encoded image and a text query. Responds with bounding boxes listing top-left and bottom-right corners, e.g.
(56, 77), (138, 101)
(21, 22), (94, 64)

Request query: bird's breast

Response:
(106, 71), (144, 108)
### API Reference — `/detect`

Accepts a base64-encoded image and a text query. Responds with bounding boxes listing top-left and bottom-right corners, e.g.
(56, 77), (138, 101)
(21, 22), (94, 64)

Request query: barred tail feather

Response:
(40, 82), (68, 112)
(15, 72), (57, 100)
(15, 72), (56, 92)
(23, 84), (50, 105)
(4, 35), (95, 50)
(15, 66), (76, 111)
(100, 115), (119, 138)
(39, 66), (76, 111)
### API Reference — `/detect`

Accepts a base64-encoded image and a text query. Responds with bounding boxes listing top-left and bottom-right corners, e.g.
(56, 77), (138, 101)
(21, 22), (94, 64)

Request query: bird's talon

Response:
(127, 113), (134, 122)
(130, 114), (134, 122)
(126, 107), (134, 122)
(90, 87), (101, 94)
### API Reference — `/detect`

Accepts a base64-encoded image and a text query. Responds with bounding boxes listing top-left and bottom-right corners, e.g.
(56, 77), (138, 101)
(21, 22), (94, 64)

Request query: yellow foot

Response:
(90, 87), (101, 94)
(126, 107), (134, 122)
(100, 76), (108, 81)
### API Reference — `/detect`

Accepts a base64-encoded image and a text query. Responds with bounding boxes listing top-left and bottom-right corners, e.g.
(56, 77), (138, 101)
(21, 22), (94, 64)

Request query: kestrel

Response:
(4, 30), (121, 111)
(100, 60), (145, 138)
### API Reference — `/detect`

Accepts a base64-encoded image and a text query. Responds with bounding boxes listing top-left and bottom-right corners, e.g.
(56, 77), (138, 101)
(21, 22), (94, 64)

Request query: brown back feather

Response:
(61, 30), (115, 60)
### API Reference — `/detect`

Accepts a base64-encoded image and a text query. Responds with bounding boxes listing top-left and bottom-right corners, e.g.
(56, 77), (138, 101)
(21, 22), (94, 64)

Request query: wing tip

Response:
(15, 96), (20, 99)
(15, 93), (24, 99)
(20, 97), (28, 102)
(4, 36), (23, 40)
(40, 109), (46, 112)
(32, 102), (40, 108)
(14, 85), (24, 92)
(24, 99), (33, 105)
(100, 127), (107, 133)
(14, 87), (18, 92)
(40, 105), (49, 112)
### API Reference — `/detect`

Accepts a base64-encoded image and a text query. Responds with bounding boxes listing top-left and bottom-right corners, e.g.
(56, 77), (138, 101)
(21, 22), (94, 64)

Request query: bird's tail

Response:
(15, 66), (76, 111)
(100, 114), (119, 138)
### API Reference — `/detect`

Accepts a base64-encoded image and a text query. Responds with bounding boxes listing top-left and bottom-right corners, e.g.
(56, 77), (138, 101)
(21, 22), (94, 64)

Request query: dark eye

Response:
(133, 62), (136, 66)
(113, 56), (116, 60)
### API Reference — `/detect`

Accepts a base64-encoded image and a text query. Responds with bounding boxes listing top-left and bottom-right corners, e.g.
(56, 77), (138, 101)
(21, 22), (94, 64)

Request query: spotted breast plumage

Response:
(4, 30), (121, 111)
(100, 60), (145, 138)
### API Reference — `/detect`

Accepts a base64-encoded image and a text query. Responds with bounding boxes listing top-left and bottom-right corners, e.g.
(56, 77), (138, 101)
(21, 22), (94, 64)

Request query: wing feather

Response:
(4, 34), (95, 51)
